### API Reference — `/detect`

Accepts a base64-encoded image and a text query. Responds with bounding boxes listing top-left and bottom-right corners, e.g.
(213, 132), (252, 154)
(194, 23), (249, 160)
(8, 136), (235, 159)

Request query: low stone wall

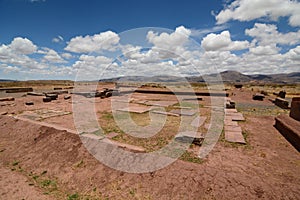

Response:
(274, 97), (289, 109)
(1, 87), (33, 93)
(290, 97), (300, 121)
(275, 114), (300, 152)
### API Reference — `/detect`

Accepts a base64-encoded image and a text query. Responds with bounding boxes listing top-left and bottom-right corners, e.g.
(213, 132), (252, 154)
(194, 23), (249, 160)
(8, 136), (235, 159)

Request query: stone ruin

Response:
(275, 97), (300, 152)
(290, 97), (300, 121)
(274, 97), (289, 109)
(252, 93), (265, 101)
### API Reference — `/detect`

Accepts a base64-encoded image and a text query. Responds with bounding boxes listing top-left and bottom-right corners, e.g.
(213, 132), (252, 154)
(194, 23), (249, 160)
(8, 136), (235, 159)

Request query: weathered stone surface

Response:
(275, 97), (289, 109)
(175, 131), (204, 146)
(27, 92), (44, 96)
(64, 95), (71, 100)
(117, 106), (152, 113)
(225, 131), (246, 144)
(278, 91), (286, 98)
(71, 92), (92, 98)
(47, 90), (68, 95)
(0, 102), (15, 106)
(135, 100), (148, 104)
(275, 114), (300, 152)
(170, 109), (197, 116)
(224, 120), (238, 126)
(64, 86), (74, 89)
(4, 87), (33, 93)
(80, 133), (105, 140)
(0, 97), (15, 101)
(173, 106), (192, 109)
(182, 97), (203, 101)
(290, 97), (300, 121)
(226, 101), (235, 109)
(234, 84), (243, 88)
(225, 109), (238, 113)
(14, 115), (77, 134)
(105, 91), (112, 98)
(191, 116), (207, 127)
(108, 140), (146, 153)
(268, 98), (275, 103)
(224, 125), (242, 132)
(151, 110), (180, 117)
(17, 109), (71, 121)
(226, 112), (245, 121)
(145, 100), (177, 107)
(260, 90), (268, 96)
(25, 101), (34, 106)
(43, 97), (52, 102)
(253, 93), (265, 101)
(225, 98), (236, 109)
(45, 93), (58, 100)
(0, 111), (8, 115)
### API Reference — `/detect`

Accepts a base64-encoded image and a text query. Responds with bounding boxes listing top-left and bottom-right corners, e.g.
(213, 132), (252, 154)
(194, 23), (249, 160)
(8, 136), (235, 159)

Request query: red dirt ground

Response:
(0, 87), (299, 199)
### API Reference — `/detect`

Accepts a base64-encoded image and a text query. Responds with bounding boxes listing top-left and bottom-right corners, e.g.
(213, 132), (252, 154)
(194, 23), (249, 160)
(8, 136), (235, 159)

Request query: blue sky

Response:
(0, 0), (300, 80)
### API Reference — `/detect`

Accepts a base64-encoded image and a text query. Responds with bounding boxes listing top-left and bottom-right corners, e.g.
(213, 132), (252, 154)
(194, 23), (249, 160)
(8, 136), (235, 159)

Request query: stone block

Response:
(275, 114), (300, 152)
(290, 97), (300, 121)
(275, 97), (289, 109)
(0, 97), (15, 101)
(253, 93), (265, 101)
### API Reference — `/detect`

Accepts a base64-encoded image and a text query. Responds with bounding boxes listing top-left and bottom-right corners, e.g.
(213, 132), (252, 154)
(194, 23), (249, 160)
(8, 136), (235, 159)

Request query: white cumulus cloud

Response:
(65, 31), (120, 53)
(249, 45), (279, 55)
(61, 52), (73, 59)
(216, 0), (300, 27)
(9, 37), (37, 54)
(43, 49), (66, 63)
(245, 23), (300, 46)
(285, 45), (300, 60)
(147, 26), (191, 48)
(201, 30), (249, 51)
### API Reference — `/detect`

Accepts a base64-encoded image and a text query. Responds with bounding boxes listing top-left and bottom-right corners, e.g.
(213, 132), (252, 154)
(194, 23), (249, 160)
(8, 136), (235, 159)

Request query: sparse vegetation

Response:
(67, 193), (79, 200)
(179, 151), (204, 164)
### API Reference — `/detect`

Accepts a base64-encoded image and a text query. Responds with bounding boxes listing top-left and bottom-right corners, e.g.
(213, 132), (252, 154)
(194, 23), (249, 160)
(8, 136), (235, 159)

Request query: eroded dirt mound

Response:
(0, 115), (299, 199)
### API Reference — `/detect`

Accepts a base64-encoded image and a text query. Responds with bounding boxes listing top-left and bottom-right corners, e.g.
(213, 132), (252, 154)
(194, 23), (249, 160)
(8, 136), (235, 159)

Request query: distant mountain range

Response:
(0, 79), (17, 82)
(99, 71), (300, 84)
(1, 71), (299, 84)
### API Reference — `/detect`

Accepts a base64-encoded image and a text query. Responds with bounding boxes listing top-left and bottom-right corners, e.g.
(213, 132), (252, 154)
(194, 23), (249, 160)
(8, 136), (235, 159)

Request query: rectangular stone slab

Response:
(135, 100), (148, 104)
(145, 100), (177, 107)
(191, 116), (207, 127)
(225, 131), (246, 144)
(224, 125), (242, 132)
(0, 97), (15, 101)
(225, 109), (238, 113)
(175, 131), (204, 145)
(275, 114), (300, 152)
(170, 109), (197, 116)
(173, 106), (192, 109)
(226, 113), (245, 121)
(224, 121), (238, 126)
(80, 133), (105, 140)
(117, 106), (152, 113)
(17, 109), (71, 121)
(151, 110), (180, 117)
